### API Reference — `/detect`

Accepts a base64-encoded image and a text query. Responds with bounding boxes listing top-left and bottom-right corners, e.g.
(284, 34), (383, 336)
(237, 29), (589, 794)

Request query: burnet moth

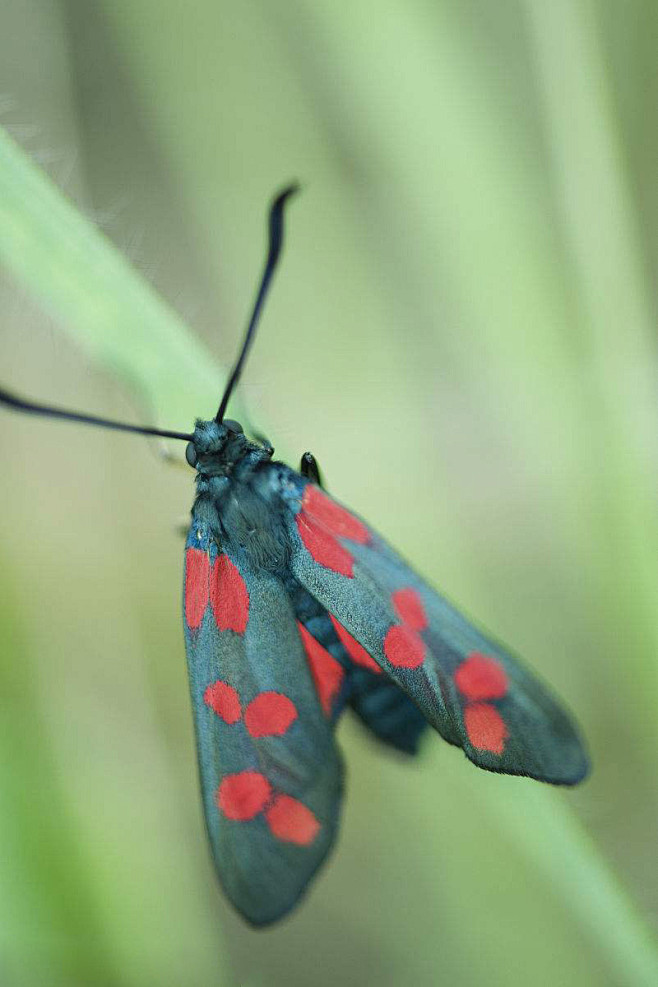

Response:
(0, 185), (589, 926)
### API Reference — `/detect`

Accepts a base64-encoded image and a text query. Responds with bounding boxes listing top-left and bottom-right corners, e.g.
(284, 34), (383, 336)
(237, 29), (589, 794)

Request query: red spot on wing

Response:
(204, 681), (242, 724)
(244, 692), (298, 738)
(216, 771), (272, 821)
(297, 513), (355, 578)
(329, 614), (381, 674)
(391, 588), (428, 631)
(455, 652), (508, 701)
(185, 548), (211, 629)
(210, 555), (249, 633)
(302, 485), (369, 543)
(265, 794), (320, 845)
(297, 622), (344, 715)
(383, 624), (426, 669)
(464, 703), (508, 755)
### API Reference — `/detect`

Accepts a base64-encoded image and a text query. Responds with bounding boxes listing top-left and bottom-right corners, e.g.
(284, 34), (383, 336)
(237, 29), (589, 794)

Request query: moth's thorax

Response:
(190, 419), (290, 571)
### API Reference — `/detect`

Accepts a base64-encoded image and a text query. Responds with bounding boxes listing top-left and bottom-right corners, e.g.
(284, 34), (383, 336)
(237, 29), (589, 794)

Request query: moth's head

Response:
(186, 418), (247, 475)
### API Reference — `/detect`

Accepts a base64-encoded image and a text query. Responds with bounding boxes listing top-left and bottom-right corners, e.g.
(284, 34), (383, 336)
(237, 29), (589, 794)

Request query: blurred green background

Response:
(0, 2), (656, 985)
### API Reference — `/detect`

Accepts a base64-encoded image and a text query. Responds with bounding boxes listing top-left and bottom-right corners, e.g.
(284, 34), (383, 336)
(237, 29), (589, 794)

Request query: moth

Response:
(0, 186), (589, 926)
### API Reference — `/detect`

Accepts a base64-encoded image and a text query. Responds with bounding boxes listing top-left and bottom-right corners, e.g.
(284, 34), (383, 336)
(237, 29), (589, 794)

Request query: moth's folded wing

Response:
(183, 530), (343, 926)
(280, 476), (589, 786)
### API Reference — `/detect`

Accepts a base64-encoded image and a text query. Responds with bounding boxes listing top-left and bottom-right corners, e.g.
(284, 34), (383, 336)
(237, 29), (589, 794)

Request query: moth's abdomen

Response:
(284, 571), (429, 753)
(279, 573), (347, 722)
(348, 668), (428, 754)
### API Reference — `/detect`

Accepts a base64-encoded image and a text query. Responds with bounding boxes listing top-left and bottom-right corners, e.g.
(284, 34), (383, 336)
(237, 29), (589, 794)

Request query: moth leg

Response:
(240, 409), (274, 457)
(174, 517), (190, 538)
(119, 385), (190, 469)
(300, 451), (324, 488)
(249, 429), (274, 458)
(152, 436), (189, 470)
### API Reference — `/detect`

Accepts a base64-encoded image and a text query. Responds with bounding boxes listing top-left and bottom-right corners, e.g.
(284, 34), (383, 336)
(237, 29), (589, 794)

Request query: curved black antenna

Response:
(215, 183), (299, 423)
(0, 185), (298, 441)
(0, 386), (193, 441)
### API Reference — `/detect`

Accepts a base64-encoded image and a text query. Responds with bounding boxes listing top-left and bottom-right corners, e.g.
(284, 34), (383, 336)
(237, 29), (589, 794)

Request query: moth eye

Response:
(185, 442), (198, 468)
(224, 419), (243, 435)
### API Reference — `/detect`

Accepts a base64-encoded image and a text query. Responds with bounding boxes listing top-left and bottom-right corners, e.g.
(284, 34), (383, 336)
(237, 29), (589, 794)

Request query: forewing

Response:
(280, 475), (588, 785)
(183, 521), (343, 926)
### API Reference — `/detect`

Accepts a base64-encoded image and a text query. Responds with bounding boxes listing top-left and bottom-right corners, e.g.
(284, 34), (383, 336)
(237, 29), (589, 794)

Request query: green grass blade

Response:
(486, 782), (658, 987)
(0, 126), (228, 428)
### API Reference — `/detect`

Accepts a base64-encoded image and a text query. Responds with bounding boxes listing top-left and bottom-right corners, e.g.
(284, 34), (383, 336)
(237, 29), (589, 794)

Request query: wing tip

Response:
(223, 831), (340, 928)
(462, 743), (591, 787)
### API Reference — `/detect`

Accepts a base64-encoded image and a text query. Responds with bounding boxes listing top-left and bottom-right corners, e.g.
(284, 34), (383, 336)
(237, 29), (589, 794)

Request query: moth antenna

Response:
(0, 186), (298, 440)
(0, 386), (193, 441)
(215, 183), (299, 423)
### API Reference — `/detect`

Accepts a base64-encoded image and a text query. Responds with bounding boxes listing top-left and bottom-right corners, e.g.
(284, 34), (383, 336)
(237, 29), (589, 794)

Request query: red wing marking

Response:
(210, 555), (249, 633)
(297, 513), (355, 578)
(383, 624), (426, 669)
(391, 588), (428, 631)
(301, 486), (369, 543)
(216, 769), (320, 844)
(454, 652), (508, 702)
(265, 794), (320, 845)
(244, 692), (298, 738)
(216, 771), (272, 821)
(185, 548), (211, 629)
(204, 681), (242, 724)
(463, 703), (508, 755)
(329, 614), (381, 674)
(297, 622), (344, 715)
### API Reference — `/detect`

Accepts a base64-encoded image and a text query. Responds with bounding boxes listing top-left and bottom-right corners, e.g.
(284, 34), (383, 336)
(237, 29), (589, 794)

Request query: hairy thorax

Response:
(191, 419), (291, 573)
